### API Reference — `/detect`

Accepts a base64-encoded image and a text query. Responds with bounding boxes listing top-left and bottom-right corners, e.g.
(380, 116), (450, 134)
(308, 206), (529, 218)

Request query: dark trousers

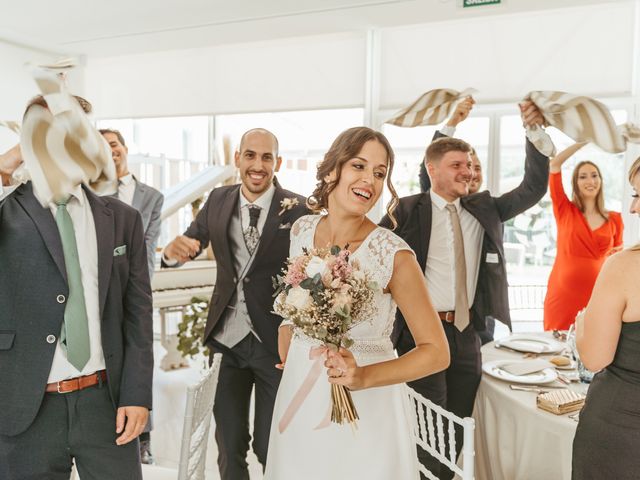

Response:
(0, 381), (141, 480)
(478, 316), (495, 345)
(400, 322), (482, 480)
(210, 333), (282, 480)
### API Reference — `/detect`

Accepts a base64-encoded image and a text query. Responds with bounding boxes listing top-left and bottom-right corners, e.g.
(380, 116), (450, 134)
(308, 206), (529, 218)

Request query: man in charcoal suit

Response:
(162, 128), (308, 480)
(0, 94), (153, 479)
(381, 101), (550, 479)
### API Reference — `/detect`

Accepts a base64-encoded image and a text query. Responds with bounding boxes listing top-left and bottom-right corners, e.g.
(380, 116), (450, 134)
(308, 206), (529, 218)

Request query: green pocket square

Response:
(113, 245), (127, 256)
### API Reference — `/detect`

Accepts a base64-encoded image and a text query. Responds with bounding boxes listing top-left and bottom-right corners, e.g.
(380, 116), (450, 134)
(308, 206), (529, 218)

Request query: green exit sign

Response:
(463, 0), (502, 7)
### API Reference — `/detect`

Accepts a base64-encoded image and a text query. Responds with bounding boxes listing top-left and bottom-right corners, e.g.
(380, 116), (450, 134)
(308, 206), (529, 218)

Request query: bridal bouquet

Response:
(273, 245), (378, 427)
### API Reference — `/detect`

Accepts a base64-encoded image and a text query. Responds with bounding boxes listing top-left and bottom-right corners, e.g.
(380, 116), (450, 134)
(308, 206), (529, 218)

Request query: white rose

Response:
(286, 286), (314, 310)
(305, 256), (329, 278)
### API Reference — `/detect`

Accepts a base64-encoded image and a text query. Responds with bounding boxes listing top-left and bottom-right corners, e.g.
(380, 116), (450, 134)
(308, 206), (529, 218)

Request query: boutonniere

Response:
(279, 197), (299, 215)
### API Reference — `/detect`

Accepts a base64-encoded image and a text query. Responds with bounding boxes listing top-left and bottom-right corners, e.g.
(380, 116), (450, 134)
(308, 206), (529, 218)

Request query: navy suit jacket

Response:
(0, 182), (153, 436)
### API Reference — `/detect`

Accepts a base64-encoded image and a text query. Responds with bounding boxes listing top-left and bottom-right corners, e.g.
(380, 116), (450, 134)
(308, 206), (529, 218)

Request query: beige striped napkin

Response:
(21, 68), (116, 207)
(0, 120), (20, 134)
(386, 88), (477, 127)
(527, 91), (640, 154)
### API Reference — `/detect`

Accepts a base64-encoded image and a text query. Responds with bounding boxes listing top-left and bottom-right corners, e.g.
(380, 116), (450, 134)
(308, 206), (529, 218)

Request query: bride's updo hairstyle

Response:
(307, 127), (399, 228)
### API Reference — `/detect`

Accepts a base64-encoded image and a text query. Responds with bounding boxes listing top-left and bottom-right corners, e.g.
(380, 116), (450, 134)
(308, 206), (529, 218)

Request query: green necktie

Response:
(56, 197), (91, 371)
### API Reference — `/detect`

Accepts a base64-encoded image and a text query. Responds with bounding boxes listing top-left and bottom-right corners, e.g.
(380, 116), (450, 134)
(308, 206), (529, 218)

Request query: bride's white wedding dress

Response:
(264, 214), (419, 480)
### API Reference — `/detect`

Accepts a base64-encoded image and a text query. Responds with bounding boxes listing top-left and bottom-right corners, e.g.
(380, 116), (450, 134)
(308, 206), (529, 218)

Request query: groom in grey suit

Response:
(163, 128), (308, 480)
(0, 96), (153, 479)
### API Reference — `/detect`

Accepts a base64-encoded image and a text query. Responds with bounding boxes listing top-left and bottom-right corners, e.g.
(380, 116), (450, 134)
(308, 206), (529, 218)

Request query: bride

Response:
(264, 126), (450, 479)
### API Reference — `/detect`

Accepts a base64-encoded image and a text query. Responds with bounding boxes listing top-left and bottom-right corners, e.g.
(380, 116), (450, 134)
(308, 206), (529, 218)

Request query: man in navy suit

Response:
(0, 95), (153, 480)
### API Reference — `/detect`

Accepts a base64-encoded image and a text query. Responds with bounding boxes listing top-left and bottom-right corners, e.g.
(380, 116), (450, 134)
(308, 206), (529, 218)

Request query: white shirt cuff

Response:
(525, 126), (556, 157)
(439, 125), (456, 137)
(162, 253), (179, 266)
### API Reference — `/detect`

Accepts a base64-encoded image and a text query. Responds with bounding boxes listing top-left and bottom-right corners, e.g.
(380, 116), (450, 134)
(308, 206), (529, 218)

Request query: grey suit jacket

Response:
(131, 177), (164, 278)
(0, 182), (154, 437)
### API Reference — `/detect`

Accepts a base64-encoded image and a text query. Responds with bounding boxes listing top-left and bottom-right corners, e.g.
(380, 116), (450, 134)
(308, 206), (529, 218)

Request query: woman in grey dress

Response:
(572, 156), (640, 480)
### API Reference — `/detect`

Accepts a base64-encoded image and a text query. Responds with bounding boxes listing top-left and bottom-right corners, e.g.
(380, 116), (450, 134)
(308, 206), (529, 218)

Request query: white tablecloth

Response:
(474, 334), (588, 480)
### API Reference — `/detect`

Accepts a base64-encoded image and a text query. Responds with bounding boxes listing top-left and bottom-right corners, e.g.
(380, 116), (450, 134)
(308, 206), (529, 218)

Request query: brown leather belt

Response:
(438, 311), (456, 323)
(46, 370), (107, 394)
(438, 310), (472, 323)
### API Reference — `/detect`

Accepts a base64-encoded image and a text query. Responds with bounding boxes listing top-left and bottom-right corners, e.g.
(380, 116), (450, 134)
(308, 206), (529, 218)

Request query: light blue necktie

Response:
(56, 197), (91, 371)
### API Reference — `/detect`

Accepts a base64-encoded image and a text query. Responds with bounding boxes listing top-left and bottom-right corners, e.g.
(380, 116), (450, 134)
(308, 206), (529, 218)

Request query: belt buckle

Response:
(56, 381), (66, 394)
(445, 312), (454, 323)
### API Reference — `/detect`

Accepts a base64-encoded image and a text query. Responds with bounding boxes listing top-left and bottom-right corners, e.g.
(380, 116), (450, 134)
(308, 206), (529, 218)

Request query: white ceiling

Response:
(0, 0), (624, 57)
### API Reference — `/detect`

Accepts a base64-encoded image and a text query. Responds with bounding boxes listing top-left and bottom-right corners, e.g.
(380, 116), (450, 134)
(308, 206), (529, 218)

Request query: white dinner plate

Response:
(495, 334), (566, 354)
(482, 359), (558, 384)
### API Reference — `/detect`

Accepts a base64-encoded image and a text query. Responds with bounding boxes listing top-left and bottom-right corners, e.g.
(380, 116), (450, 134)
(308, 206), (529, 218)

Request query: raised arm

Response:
(550, 142), (588, 173)
(327, 250), (450, 390)
(576, 251), (632, 371)
(494, 102), (550, 222)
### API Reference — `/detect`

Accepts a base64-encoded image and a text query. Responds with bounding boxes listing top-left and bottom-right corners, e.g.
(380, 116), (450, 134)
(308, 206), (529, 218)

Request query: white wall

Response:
(0, 41), (85, 151)
(84, 2), (638, 120)
(86, 33), (366, 119)
(380, 2), (636, 108)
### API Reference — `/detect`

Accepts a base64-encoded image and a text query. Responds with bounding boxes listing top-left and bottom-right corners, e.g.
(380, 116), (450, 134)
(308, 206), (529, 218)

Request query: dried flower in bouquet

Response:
(273, 245), (378, 429)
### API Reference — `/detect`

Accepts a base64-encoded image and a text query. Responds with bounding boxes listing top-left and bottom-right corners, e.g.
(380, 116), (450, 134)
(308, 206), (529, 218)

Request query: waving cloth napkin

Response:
(526, 91), (640, 154)
(385, 88), (477, 127)
(20, 63), (116, 207)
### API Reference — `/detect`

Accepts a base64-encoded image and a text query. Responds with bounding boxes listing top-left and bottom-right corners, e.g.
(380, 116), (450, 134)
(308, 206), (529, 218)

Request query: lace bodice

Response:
(288, 214), (414, 346)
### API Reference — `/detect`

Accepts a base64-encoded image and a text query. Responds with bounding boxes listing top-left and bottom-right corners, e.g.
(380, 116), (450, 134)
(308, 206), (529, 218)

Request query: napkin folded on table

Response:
(500, 359), (554, 376)
(499, 339), (547, 353)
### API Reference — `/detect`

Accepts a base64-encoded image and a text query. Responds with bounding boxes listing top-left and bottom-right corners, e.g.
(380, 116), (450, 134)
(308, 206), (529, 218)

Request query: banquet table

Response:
(473, 333), (589, 480)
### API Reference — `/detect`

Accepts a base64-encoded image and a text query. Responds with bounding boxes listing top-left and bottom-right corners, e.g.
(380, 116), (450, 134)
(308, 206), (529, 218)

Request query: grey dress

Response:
(572, 321), (640, 480)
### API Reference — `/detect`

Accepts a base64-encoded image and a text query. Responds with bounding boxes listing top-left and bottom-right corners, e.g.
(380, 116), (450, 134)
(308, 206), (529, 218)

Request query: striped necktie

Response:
(55, 196), (91, 371)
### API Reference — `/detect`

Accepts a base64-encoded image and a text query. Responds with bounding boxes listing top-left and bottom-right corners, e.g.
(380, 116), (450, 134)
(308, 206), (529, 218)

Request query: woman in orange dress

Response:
(543, 142), (623, 331)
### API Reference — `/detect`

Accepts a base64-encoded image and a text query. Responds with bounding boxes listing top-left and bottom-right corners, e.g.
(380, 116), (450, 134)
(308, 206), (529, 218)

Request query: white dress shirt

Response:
(118, 173), (136, 206)
(0, 182), (18, 201)
(47, 185), (105, 383)
(425, 191), (484, 312)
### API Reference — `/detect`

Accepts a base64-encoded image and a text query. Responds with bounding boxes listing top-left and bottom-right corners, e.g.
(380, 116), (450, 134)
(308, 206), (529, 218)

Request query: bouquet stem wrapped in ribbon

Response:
(273, 245), (378, 430)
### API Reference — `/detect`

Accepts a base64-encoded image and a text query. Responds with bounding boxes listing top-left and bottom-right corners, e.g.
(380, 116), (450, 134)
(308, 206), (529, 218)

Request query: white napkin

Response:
(503, 339), (546, 353)
(500, 360), (554, 376)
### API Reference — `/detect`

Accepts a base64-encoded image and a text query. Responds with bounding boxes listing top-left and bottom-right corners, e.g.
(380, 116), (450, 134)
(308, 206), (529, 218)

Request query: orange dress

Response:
(543, 172), (623, 331)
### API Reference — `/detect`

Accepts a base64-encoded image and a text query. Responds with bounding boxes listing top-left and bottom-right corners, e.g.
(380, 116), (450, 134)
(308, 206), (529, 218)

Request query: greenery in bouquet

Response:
(177, 296), (210, 359)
